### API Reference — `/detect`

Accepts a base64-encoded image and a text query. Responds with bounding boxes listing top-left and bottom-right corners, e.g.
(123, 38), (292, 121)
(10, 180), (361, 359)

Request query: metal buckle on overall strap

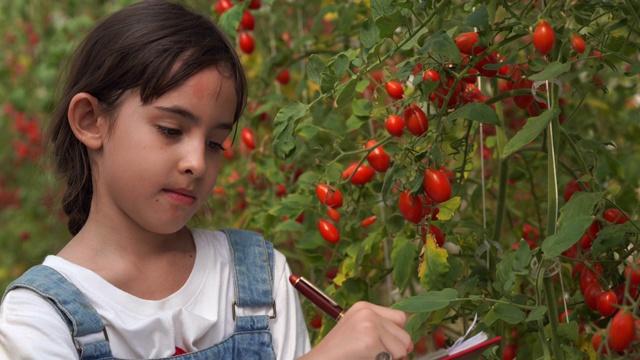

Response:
(231, 300), (277, 321)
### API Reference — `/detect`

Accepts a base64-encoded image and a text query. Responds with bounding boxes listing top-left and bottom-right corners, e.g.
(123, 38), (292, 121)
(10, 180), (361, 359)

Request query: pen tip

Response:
(289, 274), (300, 285)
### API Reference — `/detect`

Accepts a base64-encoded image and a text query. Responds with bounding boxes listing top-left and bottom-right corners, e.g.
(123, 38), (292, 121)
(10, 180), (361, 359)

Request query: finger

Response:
(348, 301), (408, 328)
(379, 320), (412, 358)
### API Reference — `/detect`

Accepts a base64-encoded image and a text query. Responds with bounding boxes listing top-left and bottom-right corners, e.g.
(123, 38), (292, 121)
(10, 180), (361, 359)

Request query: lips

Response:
(163, 188), (197, 206)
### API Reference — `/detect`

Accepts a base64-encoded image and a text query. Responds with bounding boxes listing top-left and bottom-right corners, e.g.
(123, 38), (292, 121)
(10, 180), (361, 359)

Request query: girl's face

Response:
(91, 66), (237, 235)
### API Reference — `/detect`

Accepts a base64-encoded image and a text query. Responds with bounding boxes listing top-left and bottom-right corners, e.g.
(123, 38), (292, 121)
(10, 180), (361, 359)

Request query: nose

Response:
(178, 141), (207, 178)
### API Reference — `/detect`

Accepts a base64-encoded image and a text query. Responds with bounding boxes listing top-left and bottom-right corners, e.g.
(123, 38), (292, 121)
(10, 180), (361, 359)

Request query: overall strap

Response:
(3, 265), (113, 360)
(222, 229), (276, 331)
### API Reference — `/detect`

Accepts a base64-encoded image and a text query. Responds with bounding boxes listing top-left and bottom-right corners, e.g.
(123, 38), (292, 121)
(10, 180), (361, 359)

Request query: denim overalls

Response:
(2, 229), (277, 360)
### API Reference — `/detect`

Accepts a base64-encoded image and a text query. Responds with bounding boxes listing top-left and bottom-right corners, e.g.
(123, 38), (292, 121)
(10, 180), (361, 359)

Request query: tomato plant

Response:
(5, 1), (640, 358)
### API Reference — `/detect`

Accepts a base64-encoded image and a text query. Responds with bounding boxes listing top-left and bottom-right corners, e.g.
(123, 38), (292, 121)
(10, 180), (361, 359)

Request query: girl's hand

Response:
(299, 301), (412, 360)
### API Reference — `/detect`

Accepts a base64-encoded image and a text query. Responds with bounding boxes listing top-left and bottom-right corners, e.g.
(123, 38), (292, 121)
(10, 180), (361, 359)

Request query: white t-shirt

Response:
(0, 228), (311, 359)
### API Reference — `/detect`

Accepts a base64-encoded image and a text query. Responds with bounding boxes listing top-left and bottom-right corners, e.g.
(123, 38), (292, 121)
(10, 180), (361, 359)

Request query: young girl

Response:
(0, 1), (412, 359)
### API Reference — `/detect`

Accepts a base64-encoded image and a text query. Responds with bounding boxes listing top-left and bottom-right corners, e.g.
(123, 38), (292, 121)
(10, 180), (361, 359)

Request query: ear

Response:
(68, 92), (108, 150)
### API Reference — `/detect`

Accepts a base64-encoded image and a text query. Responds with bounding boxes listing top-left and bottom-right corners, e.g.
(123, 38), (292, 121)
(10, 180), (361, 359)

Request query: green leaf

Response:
(493, 303), (526, 325)
(419, 30), (461, 63)
(526, 305), (547, 322)
(528, 61), (571, 81)
(436, 196), (461, 221)
(370, 0), (395, 19)
(391, 288), (458, 312)
(624, 61), (640, 76)
(592, 222), (636, 255)
(320, 73), (339, 93)
(307, 55), (326, 85)
(419, 236), (450, 291)
(385, 214), (406, 234)
(333, 54), (350, 76)
(446, 102), (501, 126)
(391, 237), (418, 291)
(542, 216), (594, 259)
(345, 114), (367, 132)
(541, 191), (603, 258)
(336, 80), (358, 108)
(360, 18), (380, 48)
(496, 252), (517, 295)
(557, 321), (580, 342)
(352, 99), (372, 117)
(514, 240), (532, 272)
(465, 4), (489, 29)
(503, 108), (559, 157)
(272, 101), (309, 159)
(218, 2), (247, 41)
(375, 11), (405, 39)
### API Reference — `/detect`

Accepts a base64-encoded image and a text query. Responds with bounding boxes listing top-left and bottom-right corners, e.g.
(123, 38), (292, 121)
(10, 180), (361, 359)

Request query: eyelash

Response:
(156, 125), (226, 152)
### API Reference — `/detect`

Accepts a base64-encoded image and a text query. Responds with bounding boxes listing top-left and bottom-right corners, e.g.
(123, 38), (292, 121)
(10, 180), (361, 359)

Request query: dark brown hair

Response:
(47, 0), (247, 235)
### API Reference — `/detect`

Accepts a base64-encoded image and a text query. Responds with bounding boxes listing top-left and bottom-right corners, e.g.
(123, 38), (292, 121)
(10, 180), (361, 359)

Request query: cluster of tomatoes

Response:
(214, 0), (260, 54)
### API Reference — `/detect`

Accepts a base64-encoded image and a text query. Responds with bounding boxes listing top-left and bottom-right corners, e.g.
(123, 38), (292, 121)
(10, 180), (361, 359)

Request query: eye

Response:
(207, 140), (226, 152)
(156, 125), (182, 137)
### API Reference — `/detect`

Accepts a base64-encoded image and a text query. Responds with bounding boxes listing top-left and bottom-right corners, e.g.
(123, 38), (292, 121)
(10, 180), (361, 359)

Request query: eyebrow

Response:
(153, 105), (234, 130)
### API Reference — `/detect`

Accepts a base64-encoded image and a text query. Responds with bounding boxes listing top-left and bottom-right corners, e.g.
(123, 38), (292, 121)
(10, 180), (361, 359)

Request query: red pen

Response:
(289, 274), (345, 321)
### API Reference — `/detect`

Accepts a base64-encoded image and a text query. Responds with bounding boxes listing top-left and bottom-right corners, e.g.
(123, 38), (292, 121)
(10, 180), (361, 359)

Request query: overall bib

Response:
(2, 229), (277, 359)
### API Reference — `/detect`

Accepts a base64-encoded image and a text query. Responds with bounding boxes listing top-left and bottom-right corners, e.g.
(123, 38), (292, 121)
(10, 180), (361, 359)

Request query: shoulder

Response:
(1, 275), (80, 358)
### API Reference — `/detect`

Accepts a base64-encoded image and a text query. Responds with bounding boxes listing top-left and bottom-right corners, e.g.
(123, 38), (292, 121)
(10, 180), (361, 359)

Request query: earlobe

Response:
(68, 92), (107, 150)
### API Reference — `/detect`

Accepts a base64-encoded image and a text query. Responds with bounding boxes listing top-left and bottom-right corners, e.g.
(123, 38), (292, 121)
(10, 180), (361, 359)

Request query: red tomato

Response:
(580, 264), (602, 295)
(473, 51), (499, 77)
(608, 311), (635, 352)
(342, 163), (375, 185)
(215, 0), (234, 14)
(240, 127), (256, 150)
(422, 69), (440, 83)
(398, 190), (425, 224)
(318, 219), (340, 243)
(513, 76), (534, 109)
(580, 221), (600, 250)
(385, 80), (404, 100)
(603, 208), (630, 224)
(238, 32), (255, 54)
(247, 0), (261, 9)
(222, 138), (235, 160)
(570, 34), (586, 54)
(533, 20), (555, 56)
(584, 283), (603, 311)
(625, 260), (640, 287)
(592, 329), (606, 355)
(239, 11), (255, 31)
(365, 140), (391, 173)
(614, 283), (639, 306)
(309, 316), (322, 329)
(275, 184), (287, 197)
(455, 32), (485, 55)
(276, 69), (291, 85)
(430, 77), (463, 108)
(563, 178), (589, 203)
(597, 290), (618, 317)
(360, 215), (377, 227)
(326, 207), (340, 222)
(422, 224), (445, 247)
(315, 184), (343, 208)
(385, 114), (404, 137)
(403, 104), (428, 137)
(422, 168), (452, 203)
(502, 344), (517, 360)
(462, 67), (478, 84)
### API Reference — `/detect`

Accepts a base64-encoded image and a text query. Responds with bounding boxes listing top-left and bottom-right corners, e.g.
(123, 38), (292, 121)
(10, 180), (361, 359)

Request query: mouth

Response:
(163, 188), (197, 206)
